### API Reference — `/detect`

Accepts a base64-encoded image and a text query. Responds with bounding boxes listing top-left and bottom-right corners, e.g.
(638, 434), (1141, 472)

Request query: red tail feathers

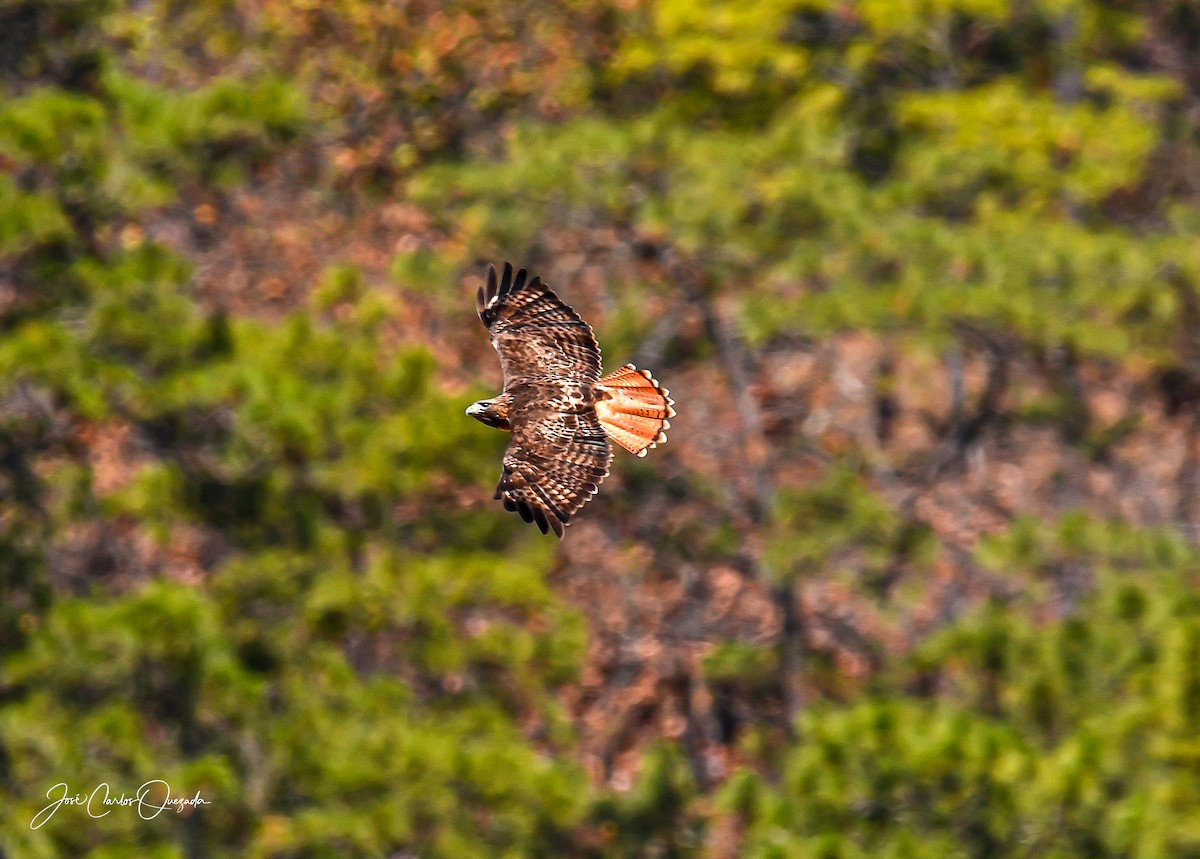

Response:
(595, 363), (675, 457)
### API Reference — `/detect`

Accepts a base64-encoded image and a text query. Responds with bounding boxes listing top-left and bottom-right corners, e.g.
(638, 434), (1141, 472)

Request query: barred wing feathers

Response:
(496, 395), (613, 538)
(478, 263), (611, 537)
(477, 262), (601, 387)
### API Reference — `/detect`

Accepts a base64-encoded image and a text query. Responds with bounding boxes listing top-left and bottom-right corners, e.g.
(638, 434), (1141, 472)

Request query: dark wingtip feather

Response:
(516, 500), (534, 524)
(486, 263), (498, 298)
(480, 264), (542, 318)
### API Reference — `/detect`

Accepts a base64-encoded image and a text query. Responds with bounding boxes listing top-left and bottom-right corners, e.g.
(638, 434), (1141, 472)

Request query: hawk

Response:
(467, 262), (676, 537)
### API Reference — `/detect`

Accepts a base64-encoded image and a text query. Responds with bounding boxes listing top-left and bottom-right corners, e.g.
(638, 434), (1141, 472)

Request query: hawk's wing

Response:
(495, 388), (614, 537)
(477, 263), (611, 537)
(476, 262), (602, 388)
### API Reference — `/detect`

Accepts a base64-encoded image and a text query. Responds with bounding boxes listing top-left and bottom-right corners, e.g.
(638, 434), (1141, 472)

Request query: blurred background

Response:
(3, 0), (1200, 855)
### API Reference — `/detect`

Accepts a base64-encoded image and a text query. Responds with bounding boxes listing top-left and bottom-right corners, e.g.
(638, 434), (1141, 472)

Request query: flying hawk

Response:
(467, 262), (675, 537)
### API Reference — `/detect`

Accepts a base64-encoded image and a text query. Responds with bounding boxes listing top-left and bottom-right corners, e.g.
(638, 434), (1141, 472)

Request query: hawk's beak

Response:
(465, 402), (483, 417)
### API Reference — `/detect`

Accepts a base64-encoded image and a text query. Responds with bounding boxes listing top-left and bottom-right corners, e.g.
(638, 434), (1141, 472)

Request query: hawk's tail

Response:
(595, 363), (676, 457)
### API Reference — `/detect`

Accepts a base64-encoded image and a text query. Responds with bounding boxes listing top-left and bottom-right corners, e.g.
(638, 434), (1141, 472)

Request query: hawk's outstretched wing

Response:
(477, 262), (602, 388)
(496, 391), (613, 538)
(477, 263), (611, 537)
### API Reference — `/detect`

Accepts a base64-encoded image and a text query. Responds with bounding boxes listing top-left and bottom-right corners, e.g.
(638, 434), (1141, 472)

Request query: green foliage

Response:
(723, 520), (1200, 857)
(764, 467), (934, 584)
(592, 743), (704, 858)
(2, 569), (587, 857)
(614, 0), (812, 97)
(106, 70), (308, 189)
(413, 0), (1192, 373)
(0, 176), (72, 255)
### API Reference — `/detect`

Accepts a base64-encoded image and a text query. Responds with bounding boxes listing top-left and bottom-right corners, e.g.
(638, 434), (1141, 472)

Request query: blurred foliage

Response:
(4, 0), (1200, 855)
(722, 520), (1200, 857)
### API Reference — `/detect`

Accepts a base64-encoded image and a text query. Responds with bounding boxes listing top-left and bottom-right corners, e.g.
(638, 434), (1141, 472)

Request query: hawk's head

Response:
(466, 396), (512, 431)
